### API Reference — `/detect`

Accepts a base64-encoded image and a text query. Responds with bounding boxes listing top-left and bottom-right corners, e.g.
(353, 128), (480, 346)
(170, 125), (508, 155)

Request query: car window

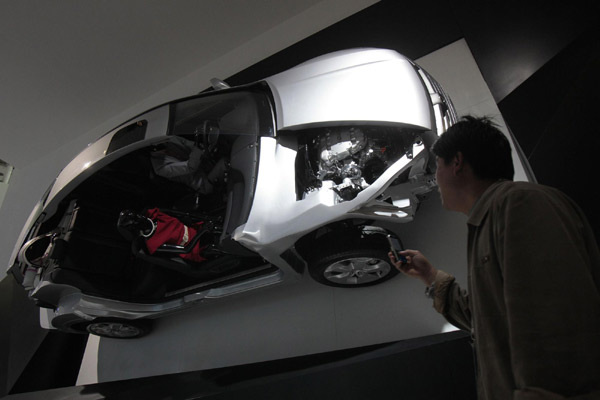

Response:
(170, 91), (274, 138)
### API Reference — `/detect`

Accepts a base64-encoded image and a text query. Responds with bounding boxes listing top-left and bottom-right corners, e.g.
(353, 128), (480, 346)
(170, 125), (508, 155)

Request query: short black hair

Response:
(432, 116), (514, 181)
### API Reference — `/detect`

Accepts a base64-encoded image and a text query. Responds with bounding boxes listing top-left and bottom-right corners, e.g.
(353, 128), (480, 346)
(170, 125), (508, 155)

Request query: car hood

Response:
(264, 48), (432, 131)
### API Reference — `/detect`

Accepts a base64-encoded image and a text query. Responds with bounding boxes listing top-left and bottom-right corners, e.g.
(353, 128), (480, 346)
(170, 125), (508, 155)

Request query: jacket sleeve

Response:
(498, 188), (600, 396)
(432, 270), (472, 332)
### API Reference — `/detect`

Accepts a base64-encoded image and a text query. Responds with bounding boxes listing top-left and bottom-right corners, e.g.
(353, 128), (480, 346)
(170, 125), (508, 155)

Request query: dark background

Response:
(2, 0), (599, 398)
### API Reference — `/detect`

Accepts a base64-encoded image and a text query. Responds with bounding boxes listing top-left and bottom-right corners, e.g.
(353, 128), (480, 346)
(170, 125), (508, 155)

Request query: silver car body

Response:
(9, 48), (456, 336)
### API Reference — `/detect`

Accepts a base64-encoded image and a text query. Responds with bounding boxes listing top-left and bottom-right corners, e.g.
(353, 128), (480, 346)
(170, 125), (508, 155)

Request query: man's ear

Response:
(453, 152), (465, 174)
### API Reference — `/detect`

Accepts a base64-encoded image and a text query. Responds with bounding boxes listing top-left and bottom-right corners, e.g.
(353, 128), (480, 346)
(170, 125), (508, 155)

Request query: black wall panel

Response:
(0, 277), (88, 397)
(450, 0), (599, 102)
(9, 331), (88, 395)
(0, 276), (48, 397)
(0, 278), (11, 397)
(498, 25), (600, 240)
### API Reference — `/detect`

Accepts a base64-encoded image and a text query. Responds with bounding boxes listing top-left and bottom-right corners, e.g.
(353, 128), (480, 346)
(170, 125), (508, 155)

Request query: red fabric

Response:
(144, 208), (206, 262)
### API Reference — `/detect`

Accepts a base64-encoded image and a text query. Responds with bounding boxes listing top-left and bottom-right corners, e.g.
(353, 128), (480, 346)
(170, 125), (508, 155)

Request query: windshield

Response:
(170, 90), (274, 137)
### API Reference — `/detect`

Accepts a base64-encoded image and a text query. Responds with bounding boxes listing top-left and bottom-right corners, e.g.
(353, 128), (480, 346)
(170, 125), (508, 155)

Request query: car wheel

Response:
(85, 318), (152, 339)
(309, 247), (398, 287)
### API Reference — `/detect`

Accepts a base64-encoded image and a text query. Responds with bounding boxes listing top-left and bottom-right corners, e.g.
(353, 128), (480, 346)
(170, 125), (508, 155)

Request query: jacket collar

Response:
(467, 180), (510, 227)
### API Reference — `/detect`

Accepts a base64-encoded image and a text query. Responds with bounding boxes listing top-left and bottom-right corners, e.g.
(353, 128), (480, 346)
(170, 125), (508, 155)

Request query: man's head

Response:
(431, 116), (514, 213)
(432, 116), (514, 181)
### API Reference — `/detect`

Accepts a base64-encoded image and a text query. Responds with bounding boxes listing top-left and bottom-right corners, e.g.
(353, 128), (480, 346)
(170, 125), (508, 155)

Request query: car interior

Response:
(26, 91), (279, 305)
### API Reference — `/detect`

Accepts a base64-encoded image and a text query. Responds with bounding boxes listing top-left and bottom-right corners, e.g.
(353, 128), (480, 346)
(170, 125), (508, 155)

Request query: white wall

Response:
(416, 40), (529, 182)
(76, 39), (532, 385)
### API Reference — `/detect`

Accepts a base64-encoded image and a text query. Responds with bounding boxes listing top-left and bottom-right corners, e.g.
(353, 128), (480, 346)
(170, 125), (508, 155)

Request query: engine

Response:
(297, 126), (416, 202)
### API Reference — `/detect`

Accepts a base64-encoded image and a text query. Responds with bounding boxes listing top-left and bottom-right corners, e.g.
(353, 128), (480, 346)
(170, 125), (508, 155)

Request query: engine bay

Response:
(295, 126), (420, 202)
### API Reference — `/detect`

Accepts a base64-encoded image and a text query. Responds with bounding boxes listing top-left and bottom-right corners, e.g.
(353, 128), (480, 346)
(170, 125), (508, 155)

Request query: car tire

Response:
(85, 318), (152, 339)
(309, 245), (398, 288)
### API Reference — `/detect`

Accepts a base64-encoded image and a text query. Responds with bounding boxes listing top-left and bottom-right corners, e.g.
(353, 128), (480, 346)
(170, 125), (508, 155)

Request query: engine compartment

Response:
(295, 125), (420, 202)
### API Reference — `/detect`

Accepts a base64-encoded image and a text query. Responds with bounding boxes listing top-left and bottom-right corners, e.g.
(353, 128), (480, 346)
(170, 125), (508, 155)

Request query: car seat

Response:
(118, 208), (264, 280)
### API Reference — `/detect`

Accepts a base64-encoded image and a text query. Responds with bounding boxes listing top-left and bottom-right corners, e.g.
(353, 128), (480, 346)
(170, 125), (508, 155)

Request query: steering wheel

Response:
(201, 120), (220, 153)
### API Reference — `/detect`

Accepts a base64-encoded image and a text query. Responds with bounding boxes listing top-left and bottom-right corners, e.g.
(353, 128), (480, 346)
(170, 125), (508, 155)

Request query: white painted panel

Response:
(416, 39), (531, 182)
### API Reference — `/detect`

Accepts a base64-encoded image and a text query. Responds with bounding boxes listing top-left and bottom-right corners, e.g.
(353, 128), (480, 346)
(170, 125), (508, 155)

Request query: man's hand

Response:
(388, 249), (438, 286)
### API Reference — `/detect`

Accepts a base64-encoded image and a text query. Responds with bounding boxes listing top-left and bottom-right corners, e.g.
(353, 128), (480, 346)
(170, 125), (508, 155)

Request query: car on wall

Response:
(8, 48), (456, 338)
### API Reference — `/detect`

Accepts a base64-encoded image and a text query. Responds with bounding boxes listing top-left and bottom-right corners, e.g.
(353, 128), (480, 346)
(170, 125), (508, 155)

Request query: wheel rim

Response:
(87, 321), (143, 338)
(323, 257), (392, 285)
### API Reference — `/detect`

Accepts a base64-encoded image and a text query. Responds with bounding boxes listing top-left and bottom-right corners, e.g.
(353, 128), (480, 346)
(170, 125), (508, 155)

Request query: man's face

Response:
(435, 156), (458, 211)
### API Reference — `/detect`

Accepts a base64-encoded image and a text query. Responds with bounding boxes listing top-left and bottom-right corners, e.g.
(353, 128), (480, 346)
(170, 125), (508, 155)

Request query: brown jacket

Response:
(432, 181), (600, 399)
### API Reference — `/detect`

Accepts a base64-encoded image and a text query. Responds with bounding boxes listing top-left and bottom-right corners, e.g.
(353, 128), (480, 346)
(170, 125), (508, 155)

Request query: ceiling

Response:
(0, 0), (377, 169)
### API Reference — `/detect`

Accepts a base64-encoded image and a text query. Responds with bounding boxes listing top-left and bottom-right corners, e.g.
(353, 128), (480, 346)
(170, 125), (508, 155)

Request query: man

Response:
(151, 136), (227, 195)
(389, 116), (600, 400)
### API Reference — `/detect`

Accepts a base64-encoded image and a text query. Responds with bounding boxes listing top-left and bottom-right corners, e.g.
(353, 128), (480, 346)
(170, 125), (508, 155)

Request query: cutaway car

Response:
(8, 48), (456, 338)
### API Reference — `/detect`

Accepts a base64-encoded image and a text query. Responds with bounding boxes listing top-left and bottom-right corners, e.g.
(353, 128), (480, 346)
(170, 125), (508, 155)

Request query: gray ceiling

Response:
(0, 0), (377, 168)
